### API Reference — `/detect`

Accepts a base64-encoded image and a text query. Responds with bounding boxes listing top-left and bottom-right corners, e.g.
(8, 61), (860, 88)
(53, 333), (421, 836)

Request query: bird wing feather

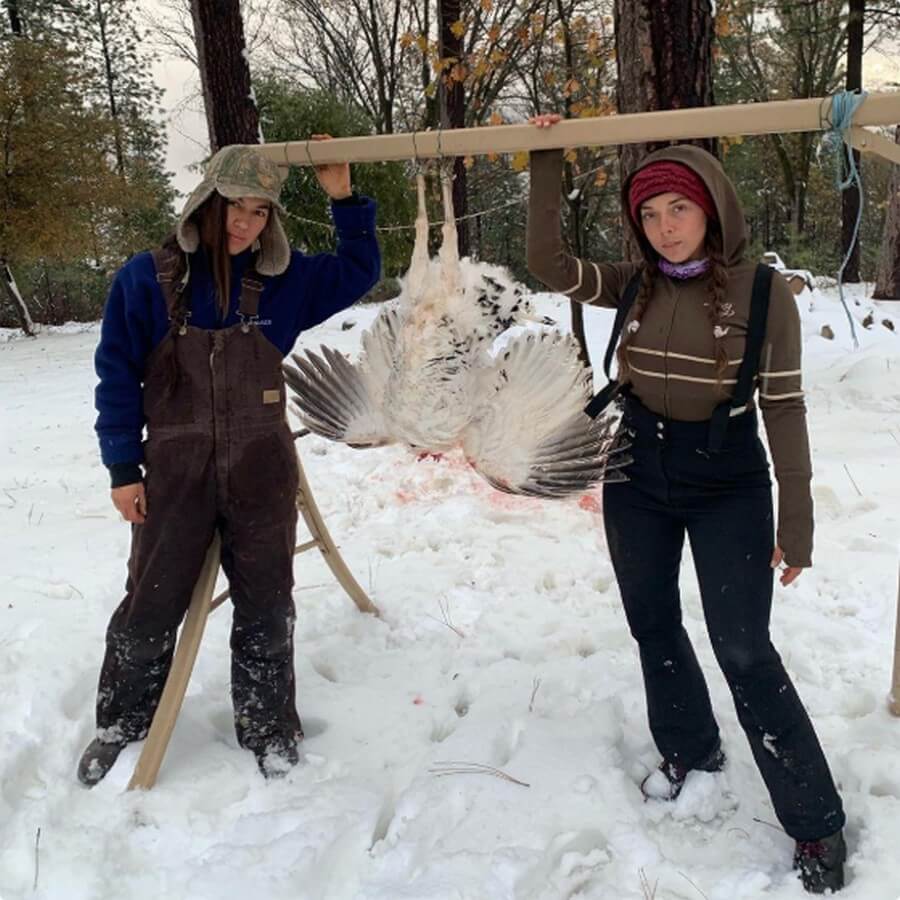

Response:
(462, 332), (631, 497)
(283, 307), (402, 447)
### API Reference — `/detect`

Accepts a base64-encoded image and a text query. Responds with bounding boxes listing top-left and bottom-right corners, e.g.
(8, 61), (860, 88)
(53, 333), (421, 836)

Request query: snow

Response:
(0, 282), (898, 900)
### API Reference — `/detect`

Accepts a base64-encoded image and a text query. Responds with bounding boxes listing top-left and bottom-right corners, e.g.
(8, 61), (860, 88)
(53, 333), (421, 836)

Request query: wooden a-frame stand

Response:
(127, 448), (377, 791)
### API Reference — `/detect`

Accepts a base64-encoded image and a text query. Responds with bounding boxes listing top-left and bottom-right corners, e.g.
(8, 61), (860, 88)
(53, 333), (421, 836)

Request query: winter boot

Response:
(794, 829), (846, 894)
(253, 736), (301, 779)
(640, 742), (726, 801)
(77, 737), (128, 787)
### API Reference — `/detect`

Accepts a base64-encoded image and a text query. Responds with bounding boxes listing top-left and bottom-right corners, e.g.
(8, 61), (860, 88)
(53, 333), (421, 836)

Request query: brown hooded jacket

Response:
(527, 146), (813, 567)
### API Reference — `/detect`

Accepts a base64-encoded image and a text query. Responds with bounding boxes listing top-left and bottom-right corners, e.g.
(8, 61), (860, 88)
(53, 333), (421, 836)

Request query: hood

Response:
(176, 144), (291, 277)
(621, 144), (748, 267)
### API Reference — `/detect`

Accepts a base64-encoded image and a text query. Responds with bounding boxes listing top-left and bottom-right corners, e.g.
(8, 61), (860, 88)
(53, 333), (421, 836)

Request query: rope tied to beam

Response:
(821, 89), (868, 349)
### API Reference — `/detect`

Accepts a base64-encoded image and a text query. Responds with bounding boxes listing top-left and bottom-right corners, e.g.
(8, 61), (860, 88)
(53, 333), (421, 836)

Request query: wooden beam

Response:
(252, 92), (900, 168)
(848, 125), (900, 166)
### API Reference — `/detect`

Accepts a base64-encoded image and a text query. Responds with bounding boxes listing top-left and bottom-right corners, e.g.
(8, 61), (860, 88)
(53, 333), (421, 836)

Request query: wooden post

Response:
(250, 92), (900, 168)
(127, 534), (221, 791)
(890, 562), (900, 717)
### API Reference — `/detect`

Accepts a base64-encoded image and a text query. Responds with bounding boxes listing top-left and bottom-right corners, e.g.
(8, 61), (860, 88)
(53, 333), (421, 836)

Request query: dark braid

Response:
(704, 227), (731, 394)
(156, 233), (188, 399)
(615, 258), (658, 383)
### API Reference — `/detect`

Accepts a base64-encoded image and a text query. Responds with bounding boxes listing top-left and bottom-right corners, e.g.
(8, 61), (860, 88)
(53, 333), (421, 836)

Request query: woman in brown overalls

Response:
(81, 143), (380, 784)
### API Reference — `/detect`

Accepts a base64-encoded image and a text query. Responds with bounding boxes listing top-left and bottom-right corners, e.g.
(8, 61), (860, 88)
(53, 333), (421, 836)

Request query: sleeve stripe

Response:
(760, 390), (805, 400)
(759, 368), (802, 378)
(561, 258), (584, 295)
(585, 262), (603, 303)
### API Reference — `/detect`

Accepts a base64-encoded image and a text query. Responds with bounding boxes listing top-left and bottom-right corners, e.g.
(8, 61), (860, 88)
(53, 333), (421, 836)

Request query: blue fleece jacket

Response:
(95, 196), (380, 472)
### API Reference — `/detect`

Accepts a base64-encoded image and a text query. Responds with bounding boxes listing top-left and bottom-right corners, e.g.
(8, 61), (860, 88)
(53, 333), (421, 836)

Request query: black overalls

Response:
(596, 267), (844, 841)
(94, 249), (303, 756)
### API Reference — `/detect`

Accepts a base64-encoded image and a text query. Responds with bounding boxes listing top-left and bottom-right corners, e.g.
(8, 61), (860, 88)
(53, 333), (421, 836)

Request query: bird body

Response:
(284, 171), (629, 497)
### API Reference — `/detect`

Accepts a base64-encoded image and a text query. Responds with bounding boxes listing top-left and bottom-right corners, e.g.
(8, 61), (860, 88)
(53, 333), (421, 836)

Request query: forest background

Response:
(1, 0), (899, 334)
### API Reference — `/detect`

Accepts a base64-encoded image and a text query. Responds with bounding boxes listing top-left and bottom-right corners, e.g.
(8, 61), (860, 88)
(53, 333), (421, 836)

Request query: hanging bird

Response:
(283, 171), (629, 498)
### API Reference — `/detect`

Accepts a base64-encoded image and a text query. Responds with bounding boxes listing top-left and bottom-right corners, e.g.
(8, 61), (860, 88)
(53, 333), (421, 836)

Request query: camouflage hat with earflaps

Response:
(176, 145), (291, 276)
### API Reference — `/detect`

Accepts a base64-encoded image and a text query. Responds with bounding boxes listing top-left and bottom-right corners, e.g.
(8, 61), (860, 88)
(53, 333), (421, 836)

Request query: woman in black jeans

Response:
(527, 114), (846, 894)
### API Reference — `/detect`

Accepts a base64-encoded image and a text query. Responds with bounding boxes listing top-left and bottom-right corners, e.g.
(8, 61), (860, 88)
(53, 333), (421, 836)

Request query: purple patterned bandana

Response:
(659, 257), (710, 279)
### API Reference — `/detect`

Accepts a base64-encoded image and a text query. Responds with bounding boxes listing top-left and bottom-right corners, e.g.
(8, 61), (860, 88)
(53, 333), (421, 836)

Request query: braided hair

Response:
(704, 226), (732, 392)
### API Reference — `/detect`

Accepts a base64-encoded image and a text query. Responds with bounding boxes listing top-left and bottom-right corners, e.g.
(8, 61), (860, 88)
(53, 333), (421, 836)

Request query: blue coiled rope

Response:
(823, 89), (868, 348)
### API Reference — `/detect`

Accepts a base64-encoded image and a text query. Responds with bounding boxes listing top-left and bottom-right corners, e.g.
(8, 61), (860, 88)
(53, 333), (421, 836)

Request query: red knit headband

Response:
(628, 161), (717, 225)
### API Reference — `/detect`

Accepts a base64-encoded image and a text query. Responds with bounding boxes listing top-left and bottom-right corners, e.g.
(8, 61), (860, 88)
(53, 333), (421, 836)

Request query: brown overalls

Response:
(95, 249), (303, 755)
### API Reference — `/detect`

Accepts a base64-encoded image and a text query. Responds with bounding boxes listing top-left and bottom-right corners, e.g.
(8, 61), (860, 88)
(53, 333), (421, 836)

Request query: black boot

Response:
(252, 736), (301, 779)
(641, 742), (726, 801)
(77, 737), (128, 787)
(794, 830), (846, 893)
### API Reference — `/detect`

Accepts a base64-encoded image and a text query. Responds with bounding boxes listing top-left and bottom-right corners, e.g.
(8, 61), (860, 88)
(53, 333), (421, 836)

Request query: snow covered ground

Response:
(1, 282), (898, 900)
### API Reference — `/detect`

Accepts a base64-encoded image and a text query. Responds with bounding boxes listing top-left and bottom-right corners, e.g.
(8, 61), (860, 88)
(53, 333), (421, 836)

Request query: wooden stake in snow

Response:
(1, 260), (36, 337)
(128, 533), (220, 791)
(890, 562), (900, 717)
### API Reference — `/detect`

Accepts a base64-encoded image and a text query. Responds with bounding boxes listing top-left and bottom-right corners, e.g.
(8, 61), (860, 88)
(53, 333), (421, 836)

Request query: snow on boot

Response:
(254, 738), (301, 779)
(640, 744), (726, 801)
(794, 830), (846, 894)
(77, 737), (127, 787)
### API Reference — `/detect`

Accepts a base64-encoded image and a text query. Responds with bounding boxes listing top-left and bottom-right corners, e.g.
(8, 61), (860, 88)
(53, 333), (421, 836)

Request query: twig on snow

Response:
(428, 760), (530, 788)
(752, 816), (786, 834)
(678, 870), (710, 899)
(842, 463), (863, 497)
(33, 826), (41, 892)
(639, 867), (658, 899)
(528, 676), (542, 713)
(427, 596), (465, 638)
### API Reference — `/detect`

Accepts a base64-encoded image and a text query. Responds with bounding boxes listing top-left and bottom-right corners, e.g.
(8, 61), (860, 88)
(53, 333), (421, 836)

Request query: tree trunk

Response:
(841, 0), (864, 282)
(614, 0), (715, 260)
(6, 0), (22, 34)
(3, 7), (34, 335)
(439, 0), (469, 258)
(873, 127), (900, 301)
(1, 259), (36, 336)
(556, 0), (588, 364)
(190, 0), (260, 151)
(95, 0), (125, 176)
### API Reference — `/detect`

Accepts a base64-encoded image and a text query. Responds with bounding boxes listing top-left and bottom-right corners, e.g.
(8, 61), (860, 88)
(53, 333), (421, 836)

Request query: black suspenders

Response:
(584, 270), (643, 419)
(706, 263), (772, 451)
(584, 263), (774, 452)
